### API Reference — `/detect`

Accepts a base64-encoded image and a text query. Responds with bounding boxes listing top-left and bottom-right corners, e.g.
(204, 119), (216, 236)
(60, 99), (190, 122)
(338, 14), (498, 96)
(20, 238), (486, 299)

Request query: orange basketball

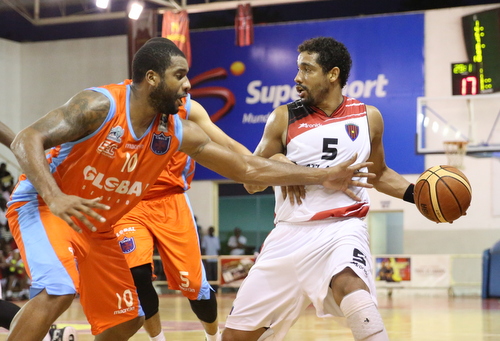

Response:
(414, 165), (472, 223)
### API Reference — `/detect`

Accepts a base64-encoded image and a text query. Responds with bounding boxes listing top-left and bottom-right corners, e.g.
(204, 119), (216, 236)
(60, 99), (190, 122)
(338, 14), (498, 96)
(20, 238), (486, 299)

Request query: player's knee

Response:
(122, 315), (144, 336)
(33, 290), (75, 317)
(99, 315), (144, 340)
(130, 264), (158, 319)
(340, 290), (386, 340)
(331, 267), (369, 305)
(222, 327), (270, 341)
(189, 289), (218, 323)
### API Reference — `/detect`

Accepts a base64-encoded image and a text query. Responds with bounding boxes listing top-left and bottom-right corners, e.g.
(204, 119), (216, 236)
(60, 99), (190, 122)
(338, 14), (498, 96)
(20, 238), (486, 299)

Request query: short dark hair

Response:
(298, 37), (352, 88)
(132, 37), (186, 83)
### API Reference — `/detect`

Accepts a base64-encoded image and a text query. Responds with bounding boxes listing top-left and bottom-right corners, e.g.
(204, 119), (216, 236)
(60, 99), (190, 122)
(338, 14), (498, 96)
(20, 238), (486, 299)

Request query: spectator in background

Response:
(0, 163), (13, 193)
(4, 248), (29, 301)
(201, 226), (221, 287)
(227, 227), (247, 255)
(0, 198), (11, 247)
(195, 215), (203, 248)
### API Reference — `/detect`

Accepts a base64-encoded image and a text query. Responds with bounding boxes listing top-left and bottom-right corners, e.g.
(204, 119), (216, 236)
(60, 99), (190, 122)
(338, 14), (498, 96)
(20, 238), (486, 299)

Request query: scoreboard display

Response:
(453, 7), (500, 95)
(451, 62), (480, 96)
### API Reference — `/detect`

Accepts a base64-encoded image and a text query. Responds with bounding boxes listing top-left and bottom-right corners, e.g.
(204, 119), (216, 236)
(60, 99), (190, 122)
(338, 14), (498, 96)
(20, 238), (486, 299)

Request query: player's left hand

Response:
(280, 185), (306, 205)
(270, 153), (306, 205)
(322, 154), (375, 201)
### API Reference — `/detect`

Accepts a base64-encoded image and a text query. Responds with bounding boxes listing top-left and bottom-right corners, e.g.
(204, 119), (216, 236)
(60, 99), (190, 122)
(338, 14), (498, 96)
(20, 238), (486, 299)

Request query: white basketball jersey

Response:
(274, 97), (371, 223)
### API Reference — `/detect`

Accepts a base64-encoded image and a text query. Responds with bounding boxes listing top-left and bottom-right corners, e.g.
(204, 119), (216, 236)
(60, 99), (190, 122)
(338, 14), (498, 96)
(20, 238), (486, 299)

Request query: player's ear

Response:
(328, 67), (340, 83)
(146, 71), (159, 86)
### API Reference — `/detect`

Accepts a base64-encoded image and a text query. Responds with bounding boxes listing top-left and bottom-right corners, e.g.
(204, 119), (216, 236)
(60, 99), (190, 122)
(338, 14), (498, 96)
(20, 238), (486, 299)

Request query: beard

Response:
(148, 80), (179, 115)
(300, 83), (330, 107)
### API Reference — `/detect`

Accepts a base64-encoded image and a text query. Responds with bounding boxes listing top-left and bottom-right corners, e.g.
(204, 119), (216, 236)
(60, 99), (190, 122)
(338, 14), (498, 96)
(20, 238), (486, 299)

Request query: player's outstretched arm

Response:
(10, 90), (111, 233)
(180, 119), (374, 199)
(189, 100), (252, 155)
(0, 121), (16, 148)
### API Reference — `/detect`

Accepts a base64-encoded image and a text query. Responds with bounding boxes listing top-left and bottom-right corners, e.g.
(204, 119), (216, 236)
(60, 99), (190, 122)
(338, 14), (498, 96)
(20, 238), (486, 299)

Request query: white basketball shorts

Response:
(224, 217), (377, 340)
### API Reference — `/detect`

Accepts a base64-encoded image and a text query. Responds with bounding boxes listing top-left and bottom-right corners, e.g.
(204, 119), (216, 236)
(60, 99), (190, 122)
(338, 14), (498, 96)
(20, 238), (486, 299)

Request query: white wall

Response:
(19, 36), (129, 129)
(0, 36), (128, 179)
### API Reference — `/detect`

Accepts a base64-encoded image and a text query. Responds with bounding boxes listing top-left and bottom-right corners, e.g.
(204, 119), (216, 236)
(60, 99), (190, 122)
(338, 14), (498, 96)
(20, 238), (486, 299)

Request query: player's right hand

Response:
(322, 154), (375, 201)
(47, 195), (110, 233)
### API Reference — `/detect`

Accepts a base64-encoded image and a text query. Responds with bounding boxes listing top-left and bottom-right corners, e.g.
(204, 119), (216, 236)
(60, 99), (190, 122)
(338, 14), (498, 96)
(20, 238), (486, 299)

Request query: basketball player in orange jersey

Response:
(0, 121), (78, 341)
(113, 94), (251, 341)
(223, 37), (415, 341)
(5, 37), (375, 341)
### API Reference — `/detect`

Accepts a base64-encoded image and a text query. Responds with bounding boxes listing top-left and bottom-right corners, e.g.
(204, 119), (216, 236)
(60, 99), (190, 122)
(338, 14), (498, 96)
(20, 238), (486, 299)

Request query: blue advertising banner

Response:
(189, 13), (424, 180)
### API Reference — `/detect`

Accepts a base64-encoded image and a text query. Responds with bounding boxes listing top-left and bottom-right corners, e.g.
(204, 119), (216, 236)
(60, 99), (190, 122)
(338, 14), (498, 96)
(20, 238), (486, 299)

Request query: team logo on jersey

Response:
(107, 126), (124, 143)
(345, 124), (359, 141)
(151, 133), (171, 155)
(119, 237), (136, 254)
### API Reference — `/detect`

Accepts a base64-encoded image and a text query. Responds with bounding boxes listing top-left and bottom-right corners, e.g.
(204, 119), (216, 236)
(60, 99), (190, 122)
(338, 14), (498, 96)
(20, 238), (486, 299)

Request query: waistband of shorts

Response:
(142, 186), (185, 200)
(276, 216), (363, 227)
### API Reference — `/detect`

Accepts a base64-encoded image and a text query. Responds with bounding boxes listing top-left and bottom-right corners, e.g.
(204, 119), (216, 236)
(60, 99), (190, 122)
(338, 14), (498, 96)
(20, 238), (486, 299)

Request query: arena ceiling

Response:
(0, 0), (498, 42)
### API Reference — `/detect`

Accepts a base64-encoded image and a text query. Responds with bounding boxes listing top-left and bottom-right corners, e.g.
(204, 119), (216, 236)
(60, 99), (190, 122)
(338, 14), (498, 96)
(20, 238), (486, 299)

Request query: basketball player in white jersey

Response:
(222, 37), (415, 341)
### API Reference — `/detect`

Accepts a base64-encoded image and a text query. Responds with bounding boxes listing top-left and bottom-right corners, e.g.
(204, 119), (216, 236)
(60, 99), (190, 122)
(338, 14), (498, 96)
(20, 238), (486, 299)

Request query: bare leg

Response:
(142, 312), (162, 338)
(330, 267), (369, 305)
(201, 318), (219, 336)
(221, 327), (267, 341)
(331, 268), (388, 341)
(95, 315), (144, 341)
(7, 290), (74, 341)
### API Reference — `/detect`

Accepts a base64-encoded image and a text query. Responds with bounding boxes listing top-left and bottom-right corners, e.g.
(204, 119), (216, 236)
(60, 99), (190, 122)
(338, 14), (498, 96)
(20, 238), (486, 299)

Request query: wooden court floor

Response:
(1, 292), (500, 341)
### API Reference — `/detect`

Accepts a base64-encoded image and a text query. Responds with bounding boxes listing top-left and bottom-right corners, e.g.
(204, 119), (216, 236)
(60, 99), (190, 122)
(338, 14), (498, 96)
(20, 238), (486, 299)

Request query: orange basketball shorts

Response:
(113, 192), (211, 300)
(7, 200), (144, 335)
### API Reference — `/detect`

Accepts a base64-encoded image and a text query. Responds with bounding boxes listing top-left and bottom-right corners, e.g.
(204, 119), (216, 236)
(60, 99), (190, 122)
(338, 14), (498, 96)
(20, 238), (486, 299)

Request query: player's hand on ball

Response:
(322, 154), (375, 201)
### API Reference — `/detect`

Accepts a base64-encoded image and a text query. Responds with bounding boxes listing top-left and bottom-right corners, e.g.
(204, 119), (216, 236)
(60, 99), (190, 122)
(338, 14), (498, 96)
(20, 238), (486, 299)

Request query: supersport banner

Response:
(189, 13), (424, 179)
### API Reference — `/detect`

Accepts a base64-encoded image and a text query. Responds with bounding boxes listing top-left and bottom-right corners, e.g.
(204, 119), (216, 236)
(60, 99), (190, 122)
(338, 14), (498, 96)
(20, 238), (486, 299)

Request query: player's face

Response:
(294, 52), (330, 106)
(149, 55), (191, 115)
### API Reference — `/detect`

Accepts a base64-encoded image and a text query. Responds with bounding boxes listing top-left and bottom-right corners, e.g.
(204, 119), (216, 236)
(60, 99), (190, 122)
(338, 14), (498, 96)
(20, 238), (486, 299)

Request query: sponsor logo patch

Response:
(107, 126), (124, 143)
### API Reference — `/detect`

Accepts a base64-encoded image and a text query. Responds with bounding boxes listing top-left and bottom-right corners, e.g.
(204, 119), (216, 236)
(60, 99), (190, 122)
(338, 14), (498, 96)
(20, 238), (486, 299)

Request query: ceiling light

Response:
(128, 2), (144, 20)
(96, 0), (109, 9)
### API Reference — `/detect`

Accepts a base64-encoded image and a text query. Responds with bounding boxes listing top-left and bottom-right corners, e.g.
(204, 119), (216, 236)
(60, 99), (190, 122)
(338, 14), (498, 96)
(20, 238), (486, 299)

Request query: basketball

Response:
(414, 165), (472, 223)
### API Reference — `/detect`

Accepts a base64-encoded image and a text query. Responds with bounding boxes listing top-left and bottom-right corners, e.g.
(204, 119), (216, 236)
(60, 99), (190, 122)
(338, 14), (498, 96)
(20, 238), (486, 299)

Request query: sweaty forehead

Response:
(166, 55), (189, 73)
(297, 51), (319, 66)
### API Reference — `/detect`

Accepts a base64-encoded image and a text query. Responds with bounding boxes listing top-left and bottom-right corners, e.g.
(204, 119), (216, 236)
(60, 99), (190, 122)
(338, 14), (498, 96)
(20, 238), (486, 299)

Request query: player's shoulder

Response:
(63, 89), (112, 128)
(186, 100), (210, 122)
(365, 104), (382, 119)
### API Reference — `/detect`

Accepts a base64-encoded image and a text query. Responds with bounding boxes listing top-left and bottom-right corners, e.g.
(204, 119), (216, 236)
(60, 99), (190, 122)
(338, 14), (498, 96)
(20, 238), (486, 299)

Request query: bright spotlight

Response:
(128, 2), (143, 20)
(96, 0), (109, 9)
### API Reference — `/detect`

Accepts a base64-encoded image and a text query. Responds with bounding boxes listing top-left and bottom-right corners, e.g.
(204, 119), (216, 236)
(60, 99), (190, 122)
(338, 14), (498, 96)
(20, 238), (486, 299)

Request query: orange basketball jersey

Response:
(9, 81), (183, 231)
(142, 94), (195, 200)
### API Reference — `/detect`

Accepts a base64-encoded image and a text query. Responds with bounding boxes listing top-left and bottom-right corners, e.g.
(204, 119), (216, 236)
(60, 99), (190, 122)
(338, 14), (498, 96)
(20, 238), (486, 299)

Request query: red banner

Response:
(127, 9), (157, 78)
(162, 10), (192, 67)
(235, 3), (254, 47)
